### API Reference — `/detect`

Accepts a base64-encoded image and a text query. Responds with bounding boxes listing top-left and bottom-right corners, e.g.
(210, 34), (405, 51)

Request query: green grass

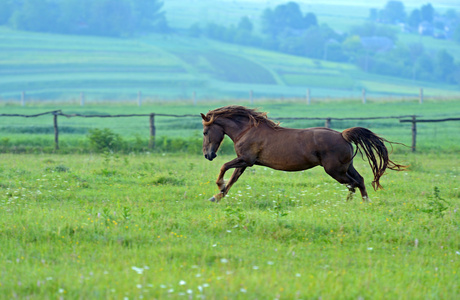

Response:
(1, 100), (459, 153)
(0, 151), (459, 298)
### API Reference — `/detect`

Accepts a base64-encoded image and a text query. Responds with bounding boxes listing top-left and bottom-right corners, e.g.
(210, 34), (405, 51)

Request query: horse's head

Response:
(201, 113), (224, 161)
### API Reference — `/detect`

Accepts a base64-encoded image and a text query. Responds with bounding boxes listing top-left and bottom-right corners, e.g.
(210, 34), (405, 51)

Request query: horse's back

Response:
(245, 126), (352, 171)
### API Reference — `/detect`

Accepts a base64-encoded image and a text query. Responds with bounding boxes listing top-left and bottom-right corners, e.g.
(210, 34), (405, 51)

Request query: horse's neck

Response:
(220, 118), (250, 142)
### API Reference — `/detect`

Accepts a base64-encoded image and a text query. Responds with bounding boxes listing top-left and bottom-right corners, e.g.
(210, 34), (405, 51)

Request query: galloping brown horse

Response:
(201, 105), (406, 202)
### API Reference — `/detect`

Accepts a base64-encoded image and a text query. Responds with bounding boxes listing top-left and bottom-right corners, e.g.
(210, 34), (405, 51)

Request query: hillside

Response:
(1, 26), (460, 101)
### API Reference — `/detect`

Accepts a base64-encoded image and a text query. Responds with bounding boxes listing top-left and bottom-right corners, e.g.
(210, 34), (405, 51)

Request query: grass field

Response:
(1, 1), (460, 296)
(0, 150), (459, 298)
(1, 100), (459, 154)
(1, 100), (459, 298)
(2, 25), (460, 101)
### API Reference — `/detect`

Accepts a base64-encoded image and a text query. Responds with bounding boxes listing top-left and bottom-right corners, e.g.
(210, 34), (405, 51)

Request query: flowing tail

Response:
(342, 127), (406, 190)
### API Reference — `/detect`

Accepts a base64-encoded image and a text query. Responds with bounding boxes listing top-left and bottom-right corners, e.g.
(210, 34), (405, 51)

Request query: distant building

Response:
(398, 23), (412, 33)
(418, 21), (434, 36)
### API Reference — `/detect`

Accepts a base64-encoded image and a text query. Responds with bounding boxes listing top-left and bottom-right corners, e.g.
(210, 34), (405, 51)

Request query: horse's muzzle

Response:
(204, 152), (217, 161)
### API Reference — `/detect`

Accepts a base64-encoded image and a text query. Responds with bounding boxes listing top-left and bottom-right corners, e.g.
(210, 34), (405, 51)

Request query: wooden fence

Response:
(14, 88), (428, 106)
(0, 110), (459, 152)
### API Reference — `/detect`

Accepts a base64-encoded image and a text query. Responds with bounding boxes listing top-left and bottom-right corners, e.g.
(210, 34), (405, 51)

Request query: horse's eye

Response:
(203, 131), (208, 136)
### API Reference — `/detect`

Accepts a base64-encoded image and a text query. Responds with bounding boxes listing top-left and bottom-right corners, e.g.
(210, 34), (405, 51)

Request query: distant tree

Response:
(55, 0), (93, 34)
(342, 35), (363, 54)
(131, 0), (166, 33)
(302, 25), (337, 59)
(278, 35), (305, 55)
(277, 2), (305, 29)
(87, 0), (134, 37)
(304, 12), (317, 28)
(188, 23), (202, 38)
(5, 0), (168, 37)
(238, 16), (253, 32)
(434, 50), (455, 81)
(452, 65), (460, 85)
(350, 22), (397, 42)
(415, 54), (434, 79)
(420, 3), (434, 23)
(368, 8), (378, 21)
(233, 29), (254, 46)
(10, 0), (61, 32)
(0, 0), (15, 25)
(261, 2), (317, 37)
(260, 36), (279, 50)
(404, 43), (425, 80)
(153, 14), (170, 33)
(324, 41), (347, 62)
(453, 24), (460, 43)
(351, 22), (376, 37)
(204, 23), (230, 41)
(408, 43), (424, 60)
(408, 9), (421, 28)
(381, 1), (406, 23)
(261, 8), (275, 37)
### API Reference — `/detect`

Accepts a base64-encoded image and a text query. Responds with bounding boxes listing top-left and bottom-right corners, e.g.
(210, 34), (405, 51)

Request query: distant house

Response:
(398, 23), (412, 33)
(360, 36), (394, 52)
(418, 21), (434, 36)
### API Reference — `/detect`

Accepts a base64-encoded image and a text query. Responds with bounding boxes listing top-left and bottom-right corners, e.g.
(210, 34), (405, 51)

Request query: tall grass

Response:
(0, 152), (459, 298)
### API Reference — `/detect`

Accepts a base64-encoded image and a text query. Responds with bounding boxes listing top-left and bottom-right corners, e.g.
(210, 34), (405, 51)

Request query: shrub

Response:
(88, 128), (124, 153)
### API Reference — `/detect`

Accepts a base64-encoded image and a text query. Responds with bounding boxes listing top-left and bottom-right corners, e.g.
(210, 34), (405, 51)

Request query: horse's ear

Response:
(200, 113), (208, 122)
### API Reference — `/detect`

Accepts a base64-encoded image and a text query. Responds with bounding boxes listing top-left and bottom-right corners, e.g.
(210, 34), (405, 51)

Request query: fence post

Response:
(80, 92), (85, 106)
(306, 88), (311, 105)
(21, 91), (25, 106)
(419, 88), (423, 104)
(138, 91), (142, 107)
(325, 118), (331, 128)
(249, 90), (253, 105)
(149, 113), (155, 149)
(362, 89), (366, 104)
(193, 91), (197, 106)
(53, 112), (59, 150)
(411, 115), (417, 152)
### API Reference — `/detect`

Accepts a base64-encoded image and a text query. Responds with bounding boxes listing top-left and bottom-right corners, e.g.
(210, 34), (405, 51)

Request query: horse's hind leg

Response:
(323, 161), (363, 201)
(347, 164), (369, 201)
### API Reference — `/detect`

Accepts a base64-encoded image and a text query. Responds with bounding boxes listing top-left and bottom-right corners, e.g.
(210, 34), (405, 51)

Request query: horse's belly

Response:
(256, 148), (320, 171)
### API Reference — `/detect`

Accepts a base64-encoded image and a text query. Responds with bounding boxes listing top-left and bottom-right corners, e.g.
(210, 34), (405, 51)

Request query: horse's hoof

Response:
(363, 196), (372, 202)
(208, 196), (216, 202)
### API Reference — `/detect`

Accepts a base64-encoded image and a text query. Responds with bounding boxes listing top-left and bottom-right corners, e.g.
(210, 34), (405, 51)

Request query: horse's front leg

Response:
(208, 157), (249, 202)
(222, 166), (246, 196)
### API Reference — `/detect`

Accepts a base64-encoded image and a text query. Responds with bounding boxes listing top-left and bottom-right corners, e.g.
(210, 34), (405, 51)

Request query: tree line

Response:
(0, 0), (168, 36)
(187, 1), (460, 85)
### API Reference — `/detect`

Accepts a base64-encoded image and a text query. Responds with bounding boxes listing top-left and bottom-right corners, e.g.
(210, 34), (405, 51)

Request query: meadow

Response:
(0, 99), (459, 298)
(0, 150), (459, 299)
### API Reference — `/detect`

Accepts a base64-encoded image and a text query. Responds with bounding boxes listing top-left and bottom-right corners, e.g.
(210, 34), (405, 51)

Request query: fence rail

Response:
(0, 111), (459, 152)
(11, 87), (431, 106)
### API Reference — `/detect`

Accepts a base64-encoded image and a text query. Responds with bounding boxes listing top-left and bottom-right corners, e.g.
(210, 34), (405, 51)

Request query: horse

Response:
(201, 105), (406, 203)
